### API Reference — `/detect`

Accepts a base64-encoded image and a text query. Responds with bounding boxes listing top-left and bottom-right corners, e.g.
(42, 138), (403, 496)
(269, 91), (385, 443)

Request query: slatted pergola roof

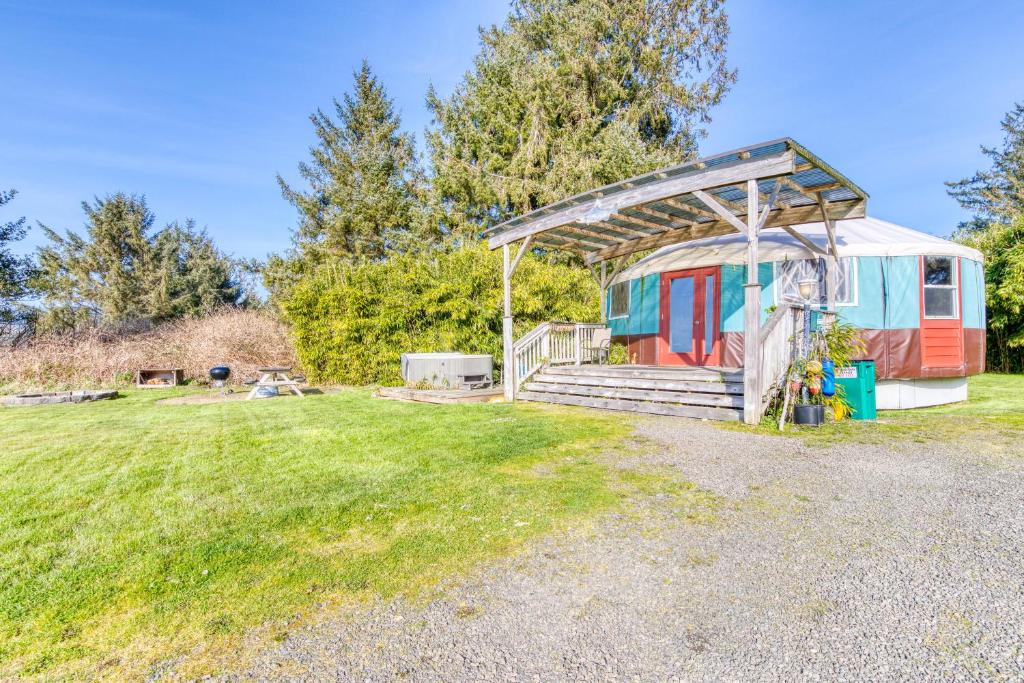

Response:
(485, 138), (868, 264)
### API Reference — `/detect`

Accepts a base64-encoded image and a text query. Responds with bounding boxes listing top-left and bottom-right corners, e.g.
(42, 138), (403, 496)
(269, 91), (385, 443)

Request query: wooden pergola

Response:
(485, 138), (869, 423)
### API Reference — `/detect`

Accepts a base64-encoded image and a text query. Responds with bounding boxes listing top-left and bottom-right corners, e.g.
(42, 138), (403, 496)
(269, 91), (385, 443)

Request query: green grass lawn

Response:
(3, 375), (1019, 679)
(0, 389), (633, 679)
(749, 374), (1024, 451)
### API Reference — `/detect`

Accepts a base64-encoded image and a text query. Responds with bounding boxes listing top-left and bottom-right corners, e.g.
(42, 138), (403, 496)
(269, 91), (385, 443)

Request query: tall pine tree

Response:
(0, 189), (37, 337)
(947, 102), (1024, 232)
(37, 193), (155, 329)
(35, 194), (243, 331)
(146, 220), (243, 322)
(278, 60), (420, 267)
(424, 0), (736, 241)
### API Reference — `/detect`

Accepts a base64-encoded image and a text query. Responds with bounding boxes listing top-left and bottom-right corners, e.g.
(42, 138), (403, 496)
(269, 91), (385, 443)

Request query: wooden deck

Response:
(518, 364), (745, 421)
(376, 386), (504, 404)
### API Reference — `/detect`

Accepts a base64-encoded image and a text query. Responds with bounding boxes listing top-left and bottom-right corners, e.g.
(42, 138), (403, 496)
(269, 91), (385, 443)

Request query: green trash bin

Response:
(835, 359), (877, 421)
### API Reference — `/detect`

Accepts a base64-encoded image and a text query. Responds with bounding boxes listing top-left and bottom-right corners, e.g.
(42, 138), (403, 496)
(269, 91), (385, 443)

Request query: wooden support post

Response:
(502, 243), (515, 401)
(743, 178), (761, 425)
(599, 260), (608, 322)
(502, 236), (535, 400)
(817, 193), (839, 310)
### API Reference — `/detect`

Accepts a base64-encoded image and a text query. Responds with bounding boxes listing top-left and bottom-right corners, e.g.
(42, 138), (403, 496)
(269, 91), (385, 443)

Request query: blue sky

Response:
(2, 0), (1023, 262)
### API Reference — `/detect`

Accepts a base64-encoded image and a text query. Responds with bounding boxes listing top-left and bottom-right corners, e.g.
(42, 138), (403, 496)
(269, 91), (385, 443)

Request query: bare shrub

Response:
(0, 308), (297, 391)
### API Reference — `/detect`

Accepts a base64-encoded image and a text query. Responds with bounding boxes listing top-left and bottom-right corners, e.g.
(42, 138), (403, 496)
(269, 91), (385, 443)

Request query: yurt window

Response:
(834, 258), (857, 306)
(777, 258), (856, 306)
(923, 256), (959, 318)
(609, 281), (630, 318)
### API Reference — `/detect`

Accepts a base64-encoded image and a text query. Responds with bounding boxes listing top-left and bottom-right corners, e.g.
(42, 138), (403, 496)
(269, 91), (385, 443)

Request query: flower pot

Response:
(793, 403), (825, 426)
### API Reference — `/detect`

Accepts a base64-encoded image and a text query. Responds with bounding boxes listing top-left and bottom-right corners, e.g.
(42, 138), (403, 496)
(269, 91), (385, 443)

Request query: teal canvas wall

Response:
(607, 254), (969, 337)
(882, 256), (920, 329)
(836, 256), (885, 329)
(961, 258), (986, 329)
(607, 273), (659, 335)
(607, 263), (776, 336)
(721, 263), (775, 332)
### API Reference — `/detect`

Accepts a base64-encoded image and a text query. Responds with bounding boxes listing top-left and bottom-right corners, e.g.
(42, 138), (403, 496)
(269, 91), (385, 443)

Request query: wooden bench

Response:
(246, 366), (304, 400)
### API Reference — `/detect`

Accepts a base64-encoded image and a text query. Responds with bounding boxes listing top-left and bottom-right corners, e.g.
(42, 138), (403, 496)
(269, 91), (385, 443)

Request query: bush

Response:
(0, 308), (295, 391)
(283, 242), (599, 385)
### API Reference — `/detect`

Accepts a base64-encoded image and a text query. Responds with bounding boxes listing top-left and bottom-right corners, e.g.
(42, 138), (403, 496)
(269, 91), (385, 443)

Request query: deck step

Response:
(522, 381), (743, 408)
(517, 391), (742, 422)
(542, 364), (742, 383)
(530, 372), (744, 395)
(518, 364), (747, 422)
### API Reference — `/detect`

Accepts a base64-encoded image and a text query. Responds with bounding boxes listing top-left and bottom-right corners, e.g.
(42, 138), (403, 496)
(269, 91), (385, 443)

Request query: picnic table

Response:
(246, 366), (305, 400)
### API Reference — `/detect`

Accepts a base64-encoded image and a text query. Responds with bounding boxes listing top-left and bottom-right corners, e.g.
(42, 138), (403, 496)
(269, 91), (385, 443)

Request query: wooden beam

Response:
(781, 226), (827, 256)
(548, 230), (617, 250)
(787, 139), (869, 201)
(743, 178), (760, 425)
(585, 199), (865, 264)
(704, 190), (747, 214)
(756, 180), (782, 231)
(585, 223), (736, 264)
(502, 244), (514, 400)
(559, 224), (628, 245)
(508, 235), (533, 277)
(817, 193), (840, 257)
(692, 189), (747, 233)
(803, 182), (841, 195)
(608, 256), (626, 283)
(817, 192), (840, 310)
(534, 237), (588, 255)
(628, 204), (697, 230)
(593, 220), (658, 238)
(779, 177), (843, 203)
(661, 196), (719, 221)
(488, 148), (795, 248)
(610, 212), (679, 234)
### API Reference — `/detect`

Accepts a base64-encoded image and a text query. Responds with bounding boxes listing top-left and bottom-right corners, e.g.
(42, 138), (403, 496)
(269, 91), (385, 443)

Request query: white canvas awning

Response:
(612, 217), (982, 283)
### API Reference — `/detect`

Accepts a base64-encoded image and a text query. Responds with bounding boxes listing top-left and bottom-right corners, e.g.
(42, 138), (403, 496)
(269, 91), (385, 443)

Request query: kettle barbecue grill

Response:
(209, 365), (231, 393)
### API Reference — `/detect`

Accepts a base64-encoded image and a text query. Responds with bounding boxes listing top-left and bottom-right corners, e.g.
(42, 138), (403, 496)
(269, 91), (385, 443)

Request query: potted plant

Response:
(793, 359), (826, 426)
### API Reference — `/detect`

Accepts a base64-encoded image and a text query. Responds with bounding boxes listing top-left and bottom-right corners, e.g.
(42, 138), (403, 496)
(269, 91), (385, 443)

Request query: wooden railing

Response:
(757, 304), (799, 415)
(756, 305), (837, 416)
(511, 321), (606, 390)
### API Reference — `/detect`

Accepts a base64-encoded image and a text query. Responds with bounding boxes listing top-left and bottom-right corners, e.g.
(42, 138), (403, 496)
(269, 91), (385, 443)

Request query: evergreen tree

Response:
(37, 193), (154, 330)
(424, 0), (736, 241)
(278, 60), (420, 267)
(957, 216), (1024, 373)
(947, 102), (1024, 231)
(147, 220), (243, 321)
(35, 194), (244, 331)
(0, 189), (37, 337)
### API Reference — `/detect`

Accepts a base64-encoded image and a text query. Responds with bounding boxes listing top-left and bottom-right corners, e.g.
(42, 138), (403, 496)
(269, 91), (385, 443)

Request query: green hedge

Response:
(283, 243), (599, 385)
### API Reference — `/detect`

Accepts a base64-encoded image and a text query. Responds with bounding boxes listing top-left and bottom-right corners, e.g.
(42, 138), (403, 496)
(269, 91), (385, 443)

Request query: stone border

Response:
(2, 390), (119, 407)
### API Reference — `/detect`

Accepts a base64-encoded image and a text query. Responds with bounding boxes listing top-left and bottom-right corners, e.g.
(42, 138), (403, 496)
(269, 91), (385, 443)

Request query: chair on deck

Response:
(583, 328), (612, 365)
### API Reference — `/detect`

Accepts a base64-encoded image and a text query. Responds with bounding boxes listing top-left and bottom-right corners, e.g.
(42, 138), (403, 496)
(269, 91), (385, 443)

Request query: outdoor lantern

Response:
(798, 277), (817, 301)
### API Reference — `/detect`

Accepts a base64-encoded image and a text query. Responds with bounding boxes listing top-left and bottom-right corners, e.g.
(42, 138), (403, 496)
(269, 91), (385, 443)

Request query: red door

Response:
(920, 255), (964, 368)
(658, 267), (721, 366)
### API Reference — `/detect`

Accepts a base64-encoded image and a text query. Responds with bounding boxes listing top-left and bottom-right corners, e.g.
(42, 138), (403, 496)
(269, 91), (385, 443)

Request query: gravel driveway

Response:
(238, 417), (1024, 682)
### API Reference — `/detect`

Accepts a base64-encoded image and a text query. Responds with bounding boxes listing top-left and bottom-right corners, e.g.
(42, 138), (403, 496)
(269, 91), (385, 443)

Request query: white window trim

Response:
(608, 280), (631, 320)
(923, 256), (960, 320)
(772, 257), (858, 308)
(835, 257), (858, 308)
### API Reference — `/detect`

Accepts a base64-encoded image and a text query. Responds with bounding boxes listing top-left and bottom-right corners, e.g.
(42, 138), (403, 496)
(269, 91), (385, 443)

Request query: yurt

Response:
(605, 217), (985, 409)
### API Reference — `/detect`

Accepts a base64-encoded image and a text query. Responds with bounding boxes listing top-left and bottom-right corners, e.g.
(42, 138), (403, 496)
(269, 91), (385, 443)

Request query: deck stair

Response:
(518, 365), (745, 421)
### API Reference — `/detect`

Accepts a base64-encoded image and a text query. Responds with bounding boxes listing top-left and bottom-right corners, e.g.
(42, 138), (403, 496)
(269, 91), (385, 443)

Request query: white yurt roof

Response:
(613, 216), (982, 283)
